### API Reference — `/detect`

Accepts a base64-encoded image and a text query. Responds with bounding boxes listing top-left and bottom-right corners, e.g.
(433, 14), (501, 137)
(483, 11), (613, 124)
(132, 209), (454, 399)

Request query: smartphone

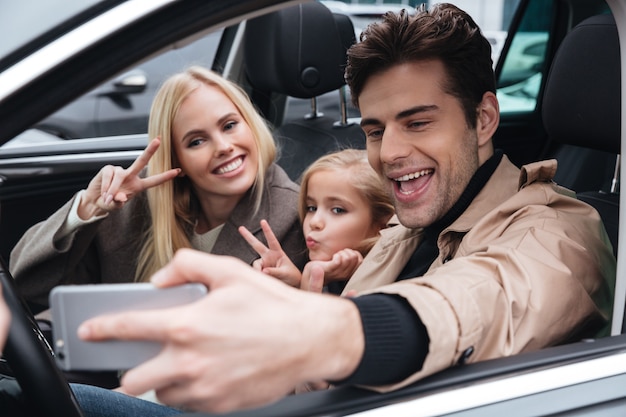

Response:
(49, 282), (207, 371)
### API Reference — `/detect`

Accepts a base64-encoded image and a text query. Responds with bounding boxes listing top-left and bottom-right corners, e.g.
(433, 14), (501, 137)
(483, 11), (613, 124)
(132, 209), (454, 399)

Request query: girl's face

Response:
(172, 83), (259, 206)
(303, 169), (380, 261)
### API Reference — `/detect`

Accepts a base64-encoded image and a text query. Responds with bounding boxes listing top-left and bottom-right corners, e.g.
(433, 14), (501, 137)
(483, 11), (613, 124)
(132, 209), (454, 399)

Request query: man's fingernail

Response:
(77, 324), (90, 339)
(151, 271), (165, 286)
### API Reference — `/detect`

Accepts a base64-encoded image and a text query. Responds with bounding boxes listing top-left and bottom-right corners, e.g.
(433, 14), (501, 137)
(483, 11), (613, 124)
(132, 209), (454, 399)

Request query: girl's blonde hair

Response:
(135, 66), (276, 281)
(298, 149), (394, 255)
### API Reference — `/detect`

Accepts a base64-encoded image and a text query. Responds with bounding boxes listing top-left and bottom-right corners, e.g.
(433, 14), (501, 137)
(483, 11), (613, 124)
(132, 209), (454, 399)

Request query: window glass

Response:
(33, 30), (223, 139)
(0, 0), (111, 61)
(496, 0), (552, 113)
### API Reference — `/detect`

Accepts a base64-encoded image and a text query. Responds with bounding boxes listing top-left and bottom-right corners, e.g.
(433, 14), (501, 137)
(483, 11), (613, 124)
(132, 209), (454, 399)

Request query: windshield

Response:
(0, 0), (117, 65)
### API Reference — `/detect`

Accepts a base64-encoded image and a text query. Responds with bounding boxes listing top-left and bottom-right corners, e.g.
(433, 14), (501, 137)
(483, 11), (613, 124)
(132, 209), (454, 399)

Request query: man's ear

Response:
(476, 91), (499, 147)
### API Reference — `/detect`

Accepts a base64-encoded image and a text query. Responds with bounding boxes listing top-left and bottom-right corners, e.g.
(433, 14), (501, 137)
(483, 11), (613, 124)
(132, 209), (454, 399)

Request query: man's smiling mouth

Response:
(393, 169), (434, 195)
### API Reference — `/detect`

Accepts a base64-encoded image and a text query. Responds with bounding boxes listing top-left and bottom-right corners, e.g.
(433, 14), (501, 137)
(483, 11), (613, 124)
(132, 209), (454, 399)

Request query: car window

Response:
(10, 0), (593, 148)
(496, 0), (612, 114)
(10, 0), (528, 147)
(0, 0), (118, 69)
(32, 30), (223, 140)
(496, 0), (552, 114)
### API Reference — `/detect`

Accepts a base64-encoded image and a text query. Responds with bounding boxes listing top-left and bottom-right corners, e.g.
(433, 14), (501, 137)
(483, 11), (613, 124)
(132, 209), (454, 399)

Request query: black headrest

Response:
(542, 14), (621, 154)
(244, 2), (355, 99)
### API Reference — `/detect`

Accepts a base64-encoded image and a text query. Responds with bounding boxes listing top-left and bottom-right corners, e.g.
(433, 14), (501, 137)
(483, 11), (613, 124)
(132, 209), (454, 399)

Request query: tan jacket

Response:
(344, 155), (615, 390)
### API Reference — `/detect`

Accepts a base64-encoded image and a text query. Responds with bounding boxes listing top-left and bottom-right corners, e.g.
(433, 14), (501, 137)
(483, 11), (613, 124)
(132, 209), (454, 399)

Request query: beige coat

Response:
(344, 155), (615, 391)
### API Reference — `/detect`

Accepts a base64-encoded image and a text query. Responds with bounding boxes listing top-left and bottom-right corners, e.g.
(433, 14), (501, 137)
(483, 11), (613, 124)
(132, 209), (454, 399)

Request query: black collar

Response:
(424, 150), (503, 238)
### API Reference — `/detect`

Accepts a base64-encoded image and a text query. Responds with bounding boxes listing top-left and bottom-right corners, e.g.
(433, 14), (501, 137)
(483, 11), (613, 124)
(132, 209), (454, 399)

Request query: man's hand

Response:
(78, 249), (364, 413)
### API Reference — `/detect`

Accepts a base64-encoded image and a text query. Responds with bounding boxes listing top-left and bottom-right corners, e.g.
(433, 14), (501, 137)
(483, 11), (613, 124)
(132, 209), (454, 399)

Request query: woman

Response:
(10, 66), (307, 310)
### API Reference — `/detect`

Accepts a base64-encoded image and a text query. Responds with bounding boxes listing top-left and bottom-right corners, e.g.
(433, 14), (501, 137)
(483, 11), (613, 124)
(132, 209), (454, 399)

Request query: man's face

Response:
(359, 60), (484, 229)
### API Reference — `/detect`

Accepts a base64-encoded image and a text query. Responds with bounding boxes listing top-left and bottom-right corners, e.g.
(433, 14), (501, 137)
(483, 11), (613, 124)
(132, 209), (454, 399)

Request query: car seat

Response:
(542, 13), (622, 333)
(243, 2), (365, 182)
(542, 13), (620, 258)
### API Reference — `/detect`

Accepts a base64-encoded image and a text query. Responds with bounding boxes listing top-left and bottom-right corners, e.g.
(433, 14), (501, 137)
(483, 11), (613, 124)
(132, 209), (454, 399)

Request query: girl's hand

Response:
(300, 263), (324, 293)
(300, 249), (362, 292)
(320, 248), (363, 283)
(238, 219), (302, 287)
(78, 138), (180, 220)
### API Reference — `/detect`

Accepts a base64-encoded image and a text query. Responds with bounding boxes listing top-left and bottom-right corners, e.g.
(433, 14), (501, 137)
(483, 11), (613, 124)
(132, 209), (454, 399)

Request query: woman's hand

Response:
(238, 219), (303, 287)
(78, 138), (180, 220)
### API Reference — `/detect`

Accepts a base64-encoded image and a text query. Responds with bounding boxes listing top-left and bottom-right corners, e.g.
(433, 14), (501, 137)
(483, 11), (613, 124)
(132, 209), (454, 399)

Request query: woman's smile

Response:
(214, 155), (245, 176)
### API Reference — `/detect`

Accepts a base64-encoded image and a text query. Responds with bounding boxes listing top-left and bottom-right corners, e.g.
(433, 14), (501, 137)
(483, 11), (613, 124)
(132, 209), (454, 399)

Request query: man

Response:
(78, 3), (615, 413)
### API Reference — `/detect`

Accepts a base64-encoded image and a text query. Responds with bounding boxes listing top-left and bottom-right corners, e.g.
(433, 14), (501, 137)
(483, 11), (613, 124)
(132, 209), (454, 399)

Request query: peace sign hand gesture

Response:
(78, 138), (180, 220)
(238, 219), (303, 288)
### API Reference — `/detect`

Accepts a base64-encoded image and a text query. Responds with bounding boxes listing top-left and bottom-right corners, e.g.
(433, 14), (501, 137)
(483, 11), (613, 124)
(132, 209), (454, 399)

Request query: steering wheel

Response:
(0, 257), (84, 417)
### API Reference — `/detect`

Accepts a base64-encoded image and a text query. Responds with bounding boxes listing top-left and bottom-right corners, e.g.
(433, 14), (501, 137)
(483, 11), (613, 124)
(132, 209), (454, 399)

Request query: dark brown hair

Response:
(345, 3), (495, 128)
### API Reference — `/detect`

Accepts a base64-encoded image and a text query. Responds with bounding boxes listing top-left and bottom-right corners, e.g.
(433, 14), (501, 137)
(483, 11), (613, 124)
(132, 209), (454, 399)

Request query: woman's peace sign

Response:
(78, 138), (180, 220)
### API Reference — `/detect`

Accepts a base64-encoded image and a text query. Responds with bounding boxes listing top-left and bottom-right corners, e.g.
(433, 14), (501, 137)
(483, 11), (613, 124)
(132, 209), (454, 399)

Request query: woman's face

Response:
(303, 169), (380, 261)
(172, 83), (259, 206)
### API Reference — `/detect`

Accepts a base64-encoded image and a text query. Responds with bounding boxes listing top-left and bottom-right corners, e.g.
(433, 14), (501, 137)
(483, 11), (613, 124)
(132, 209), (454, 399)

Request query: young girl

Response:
(239, 148), (394, 294)
(11, 66), (308, 310)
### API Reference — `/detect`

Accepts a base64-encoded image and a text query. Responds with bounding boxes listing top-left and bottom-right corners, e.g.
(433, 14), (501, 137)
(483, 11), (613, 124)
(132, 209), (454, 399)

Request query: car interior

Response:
(243, 1), (365, 182)
(542, 13), (620, 259)
(0, 0), (626, 415)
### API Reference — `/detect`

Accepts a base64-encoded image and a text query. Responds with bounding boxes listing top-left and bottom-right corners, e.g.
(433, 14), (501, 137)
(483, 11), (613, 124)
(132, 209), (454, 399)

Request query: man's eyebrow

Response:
(396, 105), (439, 120)
(360, 105), (439, 128)
(360, 117), (381, 128)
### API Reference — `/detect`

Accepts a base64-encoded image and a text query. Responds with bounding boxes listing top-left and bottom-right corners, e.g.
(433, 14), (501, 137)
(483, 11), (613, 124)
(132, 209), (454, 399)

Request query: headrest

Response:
(542, 14), (621, 154)
(244, 2), (356, 99)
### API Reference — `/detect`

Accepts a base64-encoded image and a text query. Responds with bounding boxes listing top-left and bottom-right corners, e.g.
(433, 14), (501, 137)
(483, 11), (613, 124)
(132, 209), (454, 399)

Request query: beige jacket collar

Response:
(345, 155), (558, 293)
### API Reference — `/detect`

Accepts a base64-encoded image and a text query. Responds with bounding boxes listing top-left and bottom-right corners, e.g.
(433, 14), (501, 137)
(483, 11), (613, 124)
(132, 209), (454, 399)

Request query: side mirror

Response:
(101, 70), (148, 96)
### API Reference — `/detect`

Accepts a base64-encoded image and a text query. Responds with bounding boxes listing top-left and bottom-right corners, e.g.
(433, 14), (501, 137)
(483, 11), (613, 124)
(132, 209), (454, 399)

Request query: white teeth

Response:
(394, 169), (433, 182)
(216, 157), (243, 174)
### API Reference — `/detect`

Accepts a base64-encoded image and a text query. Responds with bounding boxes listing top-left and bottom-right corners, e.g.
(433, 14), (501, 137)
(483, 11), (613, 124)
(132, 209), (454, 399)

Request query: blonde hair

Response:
(135, 66), (276, 281)
(298, 149), (394, 255)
